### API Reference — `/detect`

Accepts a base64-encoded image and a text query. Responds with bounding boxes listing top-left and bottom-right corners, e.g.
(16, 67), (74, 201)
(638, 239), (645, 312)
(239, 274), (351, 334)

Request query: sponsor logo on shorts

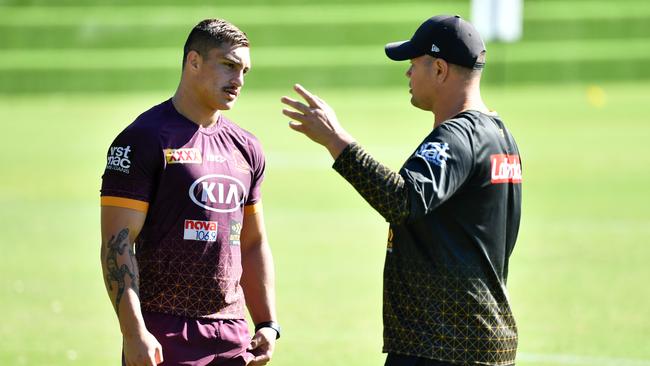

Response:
(189, 174), (246, 213)
(386, 228), (394, 253)
(184, 219), (218, 242)
(416, 142), (450, 167)
(106, 145), (132, 174)
(490, 154), (522, 184)
(164, 148), (202, 164)
(229, 220), (242, 246)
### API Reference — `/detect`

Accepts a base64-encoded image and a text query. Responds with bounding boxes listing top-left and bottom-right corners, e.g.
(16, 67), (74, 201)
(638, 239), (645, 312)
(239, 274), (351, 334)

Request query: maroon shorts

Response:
(123, 311), (254, 366)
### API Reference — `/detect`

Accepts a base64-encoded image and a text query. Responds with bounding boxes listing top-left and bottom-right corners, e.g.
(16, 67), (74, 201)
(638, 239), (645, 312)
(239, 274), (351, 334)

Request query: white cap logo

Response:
(431, 44), (440, 53)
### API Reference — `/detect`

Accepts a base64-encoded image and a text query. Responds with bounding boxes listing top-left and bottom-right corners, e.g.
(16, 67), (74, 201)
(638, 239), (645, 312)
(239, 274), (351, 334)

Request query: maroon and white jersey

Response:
(101, 99), (265, 319)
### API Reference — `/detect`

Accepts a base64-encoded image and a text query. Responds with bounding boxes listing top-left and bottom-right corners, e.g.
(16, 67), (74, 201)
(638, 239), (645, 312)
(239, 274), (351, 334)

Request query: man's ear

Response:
(186, 50), (202, 72)
(433, 58), (449, 82)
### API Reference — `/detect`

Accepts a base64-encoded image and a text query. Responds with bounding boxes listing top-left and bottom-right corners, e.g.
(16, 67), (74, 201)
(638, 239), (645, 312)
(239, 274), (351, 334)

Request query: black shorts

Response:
(384, 353), (460, 366)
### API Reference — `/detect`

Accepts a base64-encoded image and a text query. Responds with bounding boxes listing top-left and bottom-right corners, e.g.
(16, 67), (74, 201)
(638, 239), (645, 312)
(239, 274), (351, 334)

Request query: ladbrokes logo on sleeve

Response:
(490, 154), (522, 184)
(189, 174), (246, 213)
(106, 145), (132, 174)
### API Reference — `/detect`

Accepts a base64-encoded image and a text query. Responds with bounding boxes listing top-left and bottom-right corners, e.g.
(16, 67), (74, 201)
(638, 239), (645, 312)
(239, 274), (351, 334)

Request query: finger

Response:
(146, 351), (157, 366)
(253, 354), (271, 364)
(294, 84), (319, 108)
(156, 347), (163, 364)
(288, 121), (305, 133)
(247, 335), (260, 351)
(312, 93), (326, 104)
(280, 96), (310, 113)
(282, 109), (308, 123)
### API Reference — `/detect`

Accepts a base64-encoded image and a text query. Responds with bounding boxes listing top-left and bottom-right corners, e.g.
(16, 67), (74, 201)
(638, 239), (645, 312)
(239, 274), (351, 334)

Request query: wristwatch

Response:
(255, 321), (281, 339)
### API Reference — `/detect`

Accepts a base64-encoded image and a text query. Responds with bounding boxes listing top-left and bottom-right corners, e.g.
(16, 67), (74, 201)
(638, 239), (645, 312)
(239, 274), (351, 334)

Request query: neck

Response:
(432, 83), (489, 128)
(172, 82), (221, 128)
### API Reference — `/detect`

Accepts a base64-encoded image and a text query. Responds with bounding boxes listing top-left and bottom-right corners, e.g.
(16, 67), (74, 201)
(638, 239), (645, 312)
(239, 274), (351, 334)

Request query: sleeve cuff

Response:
(244, 202), (263, 215)
(332, 142), (360, 173)
(100, 196), (149, 213)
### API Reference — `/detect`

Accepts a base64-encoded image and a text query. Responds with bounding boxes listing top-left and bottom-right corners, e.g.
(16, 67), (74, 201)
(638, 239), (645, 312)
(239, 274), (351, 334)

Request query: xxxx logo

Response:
(164, 148), (202, 164)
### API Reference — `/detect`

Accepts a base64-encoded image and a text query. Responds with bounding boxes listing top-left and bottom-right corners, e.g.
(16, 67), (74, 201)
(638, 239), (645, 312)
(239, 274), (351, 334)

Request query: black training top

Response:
(333, 110), (522, 366)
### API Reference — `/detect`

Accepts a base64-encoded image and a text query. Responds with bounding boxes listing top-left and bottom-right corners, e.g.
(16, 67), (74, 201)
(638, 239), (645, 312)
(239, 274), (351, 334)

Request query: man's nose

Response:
(232, 71), (244, 87)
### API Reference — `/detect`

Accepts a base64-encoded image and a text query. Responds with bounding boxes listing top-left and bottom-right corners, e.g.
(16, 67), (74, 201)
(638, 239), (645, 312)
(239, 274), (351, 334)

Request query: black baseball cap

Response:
(385, 15), (486, 69)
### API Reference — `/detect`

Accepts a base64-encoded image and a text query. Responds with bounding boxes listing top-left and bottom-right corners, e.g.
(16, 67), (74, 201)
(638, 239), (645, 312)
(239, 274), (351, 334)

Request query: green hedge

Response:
(1, 18), (649, 49)
(0, 0), (648, 92)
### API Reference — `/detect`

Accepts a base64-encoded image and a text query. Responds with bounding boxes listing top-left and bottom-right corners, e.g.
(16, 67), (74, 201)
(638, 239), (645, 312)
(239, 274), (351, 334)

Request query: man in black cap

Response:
(281, 15), (522, 366)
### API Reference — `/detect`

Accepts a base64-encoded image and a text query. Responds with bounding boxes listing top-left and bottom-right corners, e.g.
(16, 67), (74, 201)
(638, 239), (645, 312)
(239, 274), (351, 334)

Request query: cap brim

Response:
(385, 40), (422, 61)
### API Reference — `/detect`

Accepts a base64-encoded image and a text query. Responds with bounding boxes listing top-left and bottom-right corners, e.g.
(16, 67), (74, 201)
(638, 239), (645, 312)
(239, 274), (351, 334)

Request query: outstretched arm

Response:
(101, 205), (163, 366)
(282, 84), (472, 224)
(281, 84), (410, 223)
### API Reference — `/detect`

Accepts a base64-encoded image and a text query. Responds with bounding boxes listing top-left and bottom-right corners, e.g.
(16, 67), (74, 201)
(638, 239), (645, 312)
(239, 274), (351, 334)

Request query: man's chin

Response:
(410, 97), (430, 111)
(216, 101), (236, 111)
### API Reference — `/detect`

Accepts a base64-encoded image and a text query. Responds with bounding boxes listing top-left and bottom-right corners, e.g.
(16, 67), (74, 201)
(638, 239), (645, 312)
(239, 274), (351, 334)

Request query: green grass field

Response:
(1, 83), (649, 365)
(1, 0), (650, 365)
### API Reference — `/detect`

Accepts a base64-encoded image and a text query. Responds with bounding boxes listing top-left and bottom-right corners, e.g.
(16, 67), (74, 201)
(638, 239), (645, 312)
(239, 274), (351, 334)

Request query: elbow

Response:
(383, 210), (409, 225)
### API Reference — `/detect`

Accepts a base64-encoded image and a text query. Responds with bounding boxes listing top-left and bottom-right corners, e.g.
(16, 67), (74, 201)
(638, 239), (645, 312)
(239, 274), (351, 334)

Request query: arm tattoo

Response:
(104, 228), (139, 317)
(332, 143), (410, 223)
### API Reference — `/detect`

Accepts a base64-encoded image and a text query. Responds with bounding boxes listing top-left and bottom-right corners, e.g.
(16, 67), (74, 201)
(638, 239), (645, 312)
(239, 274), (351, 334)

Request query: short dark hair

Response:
(449, 51), (485, 80)
(182, 19), (249, 68)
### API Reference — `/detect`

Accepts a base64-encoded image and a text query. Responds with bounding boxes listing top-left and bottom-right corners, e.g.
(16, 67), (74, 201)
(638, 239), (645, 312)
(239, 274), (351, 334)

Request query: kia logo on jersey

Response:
(490, 154), (522, 184)
(189, 174), (246, 213)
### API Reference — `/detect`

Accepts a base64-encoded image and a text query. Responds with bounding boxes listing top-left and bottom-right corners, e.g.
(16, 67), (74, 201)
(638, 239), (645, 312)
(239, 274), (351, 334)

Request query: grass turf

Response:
(0, 81), (649, 365)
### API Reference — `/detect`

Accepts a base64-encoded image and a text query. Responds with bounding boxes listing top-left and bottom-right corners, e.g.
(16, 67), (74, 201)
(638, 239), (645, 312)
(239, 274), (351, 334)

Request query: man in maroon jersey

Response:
(100, 19), (279, 366)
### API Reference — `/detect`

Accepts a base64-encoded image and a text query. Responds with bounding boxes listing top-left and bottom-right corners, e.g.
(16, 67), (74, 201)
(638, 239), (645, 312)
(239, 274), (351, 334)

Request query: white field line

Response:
(518, 353), (650, 366)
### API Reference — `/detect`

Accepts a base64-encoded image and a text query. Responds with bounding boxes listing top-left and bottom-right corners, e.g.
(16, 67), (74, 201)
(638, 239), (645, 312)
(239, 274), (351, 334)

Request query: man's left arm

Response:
(281, 84), (471, 225)
(281, 84), (410, 223)
(240, 203), (277, 366)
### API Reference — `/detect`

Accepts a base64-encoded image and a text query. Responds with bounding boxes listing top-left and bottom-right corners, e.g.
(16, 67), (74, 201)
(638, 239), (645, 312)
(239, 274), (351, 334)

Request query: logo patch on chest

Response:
(165, 148), (202, 164)
(189, 174), (246, 213)
(184, 220), (218, 242)
(229, 220), (242, 246)
(231, 150), (250, 172)
(206, 154), (227, 163)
